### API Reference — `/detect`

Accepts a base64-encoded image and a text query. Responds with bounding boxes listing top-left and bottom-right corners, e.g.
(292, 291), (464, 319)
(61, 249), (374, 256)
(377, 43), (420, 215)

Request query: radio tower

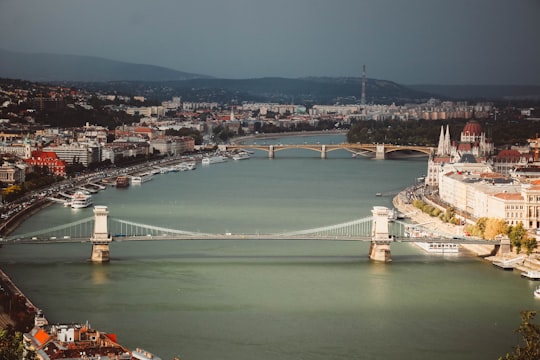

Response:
(361, 64), (366, 106)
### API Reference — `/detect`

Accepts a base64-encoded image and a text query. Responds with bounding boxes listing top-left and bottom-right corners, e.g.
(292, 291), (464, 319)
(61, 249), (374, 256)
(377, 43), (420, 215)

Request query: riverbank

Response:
(392, 190), (540, 272)
(0, 198), (54, 237)
(0, 267), (37, 331)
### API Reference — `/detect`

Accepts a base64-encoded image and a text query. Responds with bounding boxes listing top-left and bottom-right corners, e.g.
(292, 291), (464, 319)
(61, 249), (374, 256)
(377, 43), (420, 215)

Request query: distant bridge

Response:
(222, 143), (434, 160)
(3, 206), (500, 263)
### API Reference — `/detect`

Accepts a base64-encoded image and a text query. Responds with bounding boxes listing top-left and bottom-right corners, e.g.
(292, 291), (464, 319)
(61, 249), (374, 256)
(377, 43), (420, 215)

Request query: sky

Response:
(0, 0), (539, 85)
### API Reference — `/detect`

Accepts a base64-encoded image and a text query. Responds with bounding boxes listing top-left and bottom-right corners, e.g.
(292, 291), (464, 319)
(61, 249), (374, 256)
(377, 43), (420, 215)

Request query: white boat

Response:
(387, 209), (403, 221)
(521, 270), (540, 280)
(534, 286), (540, 298)
(132, 347), (163, 360)
(232, 152), (250, 160)
(131, 173), (153, 184)
(70, 191), (93, 209)
(202, 156), (228, 165)
(414, 242), (459, 253)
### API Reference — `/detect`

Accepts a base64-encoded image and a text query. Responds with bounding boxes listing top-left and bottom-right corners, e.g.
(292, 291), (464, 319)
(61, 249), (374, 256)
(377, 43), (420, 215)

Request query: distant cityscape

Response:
(2, 76), (540, 359)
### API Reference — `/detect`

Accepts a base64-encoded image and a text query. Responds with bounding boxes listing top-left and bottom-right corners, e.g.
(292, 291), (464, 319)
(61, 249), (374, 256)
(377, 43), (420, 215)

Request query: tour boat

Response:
(115, 175), (130, 188)
(414, 242), (459, 254)
(130, 172), (153, 184)
(534, 286), (540, 299)
(132, 347), (163, 360)
(522, 270), (540, 280)
(202, 156), (228, 165)
(70, 191), (93, 209)
(232, 152), (250, 160)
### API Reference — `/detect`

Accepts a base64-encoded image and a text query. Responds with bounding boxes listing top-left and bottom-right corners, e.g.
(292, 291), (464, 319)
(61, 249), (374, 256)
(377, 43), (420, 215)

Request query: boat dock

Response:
(492, 256), (526, 270)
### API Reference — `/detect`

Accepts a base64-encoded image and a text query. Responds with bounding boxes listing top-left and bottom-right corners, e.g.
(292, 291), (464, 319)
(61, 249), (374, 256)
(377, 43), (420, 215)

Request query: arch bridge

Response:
(223, 143), (434, 160)
(3, 206), (501, 263)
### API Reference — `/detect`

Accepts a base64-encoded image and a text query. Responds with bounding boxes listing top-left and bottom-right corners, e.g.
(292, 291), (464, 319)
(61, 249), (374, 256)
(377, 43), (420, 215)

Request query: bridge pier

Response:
(375, 144), (386, 160)
(321, 145), (326, 159)
(268, 145), (274, 159)
(496, 236), (511, 256)
(90, 205), (112, 263)
(369, 206), (392, 262)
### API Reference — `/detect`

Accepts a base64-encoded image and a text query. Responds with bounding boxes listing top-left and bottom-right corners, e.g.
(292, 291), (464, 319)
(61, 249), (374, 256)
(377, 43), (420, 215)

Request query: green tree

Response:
(509, 222), (528, 254)
(522, 237), (538, 256)
(0, 329), (35, 360)
(500, 311), (540, 360)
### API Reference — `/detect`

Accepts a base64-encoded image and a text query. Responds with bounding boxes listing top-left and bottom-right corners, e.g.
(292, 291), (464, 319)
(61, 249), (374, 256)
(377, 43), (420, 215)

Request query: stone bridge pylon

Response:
(90, 205), (112, 262)
(369, 206), (392, 262)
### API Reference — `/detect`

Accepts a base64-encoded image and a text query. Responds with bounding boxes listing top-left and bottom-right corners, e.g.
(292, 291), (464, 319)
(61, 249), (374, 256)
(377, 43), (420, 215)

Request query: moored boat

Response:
(232, 152), (250, 160)
(521, 270), (540, 280)
(130, 172), (153, 184)
(534, 286), (540, 298)
(202, 155), (228, 165)
(414, 242), (459, 254)
(70, 191), (93, 209)
(115, 175), (130, 188)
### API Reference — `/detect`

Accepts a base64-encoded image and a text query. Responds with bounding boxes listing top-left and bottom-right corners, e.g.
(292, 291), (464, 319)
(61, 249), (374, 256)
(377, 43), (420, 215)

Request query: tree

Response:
(500, 311), (540, 360)
(509, 222), (528, 254)
(522, 237), (538, 256)
(0, 329), (35, 360)
(484, 218), (508, 240)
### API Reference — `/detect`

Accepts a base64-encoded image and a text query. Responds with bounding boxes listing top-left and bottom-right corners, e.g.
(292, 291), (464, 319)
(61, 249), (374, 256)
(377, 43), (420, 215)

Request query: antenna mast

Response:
(361, 64), (366, 106)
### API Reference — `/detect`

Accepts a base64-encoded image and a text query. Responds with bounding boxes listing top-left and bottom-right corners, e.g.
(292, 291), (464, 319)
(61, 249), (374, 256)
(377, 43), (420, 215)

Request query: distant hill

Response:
(158, 77), (433, 104)
(409, 84), (540, 100)
(0, 49), (208, 82)
(4, 49), (538, 103)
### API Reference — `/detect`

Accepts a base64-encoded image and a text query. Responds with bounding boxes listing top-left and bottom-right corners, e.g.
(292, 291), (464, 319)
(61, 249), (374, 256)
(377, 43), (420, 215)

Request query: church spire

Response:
(444, 124), (451, 155)
(436, 126), (445, 156)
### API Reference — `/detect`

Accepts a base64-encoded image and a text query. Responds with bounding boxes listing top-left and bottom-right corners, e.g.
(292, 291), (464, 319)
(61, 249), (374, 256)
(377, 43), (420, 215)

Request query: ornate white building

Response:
(427, 120), (494, 188)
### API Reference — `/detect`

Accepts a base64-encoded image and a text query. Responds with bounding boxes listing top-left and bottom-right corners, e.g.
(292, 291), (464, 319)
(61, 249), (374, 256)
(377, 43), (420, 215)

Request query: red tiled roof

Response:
(494, 193), (522, 200)
(34, 328), (50, 346)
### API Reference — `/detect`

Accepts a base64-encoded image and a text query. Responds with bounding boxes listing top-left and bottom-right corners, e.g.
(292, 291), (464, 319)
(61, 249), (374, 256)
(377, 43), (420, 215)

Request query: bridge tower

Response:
(369, 206), (392, 262)
(90, 205), (112, 263)
(268, 145), (274, 158)
(321, 145), (327, 159)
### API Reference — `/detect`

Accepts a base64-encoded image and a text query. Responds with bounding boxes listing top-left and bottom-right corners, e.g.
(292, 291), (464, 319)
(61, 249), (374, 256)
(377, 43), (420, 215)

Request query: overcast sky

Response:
(0, 0), (539, 85)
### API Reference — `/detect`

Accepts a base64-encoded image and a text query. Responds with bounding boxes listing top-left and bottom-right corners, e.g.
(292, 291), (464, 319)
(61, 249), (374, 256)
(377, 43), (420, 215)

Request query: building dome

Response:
(462, 120), (482, 137)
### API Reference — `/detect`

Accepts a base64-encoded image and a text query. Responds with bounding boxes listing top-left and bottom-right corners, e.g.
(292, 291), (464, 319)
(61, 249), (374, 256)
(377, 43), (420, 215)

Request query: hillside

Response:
(4, 49), (538, 103)
(0, 49), (207, 82)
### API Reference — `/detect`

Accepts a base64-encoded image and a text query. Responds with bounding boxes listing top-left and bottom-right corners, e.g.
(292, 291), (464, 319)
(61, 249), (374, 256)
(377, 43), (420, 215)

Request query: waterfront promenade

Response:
(392, 189), (540, 272)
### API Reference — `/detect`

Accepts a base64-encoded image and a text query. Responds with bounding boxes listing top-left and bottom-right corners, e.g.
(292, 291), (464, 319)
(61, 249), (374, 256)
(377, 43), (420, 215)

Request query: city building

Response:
(150, 136), (195, 156)
(427, 120), (494, 188)
(0, 161), (26, 184)
(44, 142), (101, 167)
(25, 150), (67, 177)
(23, 322), (144, 360)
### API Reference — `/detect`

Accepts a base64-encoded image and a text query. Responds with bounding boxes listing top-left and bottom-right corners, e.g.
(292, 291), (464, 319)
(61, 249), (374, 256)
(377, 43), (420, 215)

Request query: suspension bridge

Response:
(2, 206), (501, 263)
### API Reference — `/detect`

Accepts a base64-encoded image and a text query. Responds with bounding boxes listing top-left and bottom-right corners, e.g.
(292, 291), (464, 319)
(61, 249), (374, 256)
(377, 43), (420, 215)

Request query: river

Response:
(0, 134), (538, 360)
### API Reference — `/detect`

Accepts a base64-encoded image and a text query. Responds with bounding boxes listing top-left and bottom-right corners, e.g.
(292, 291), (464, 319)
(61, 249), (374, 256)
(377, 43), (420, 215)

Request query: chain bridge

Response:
(223, 143), (434, 160)
(2, 206), (501, 263)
